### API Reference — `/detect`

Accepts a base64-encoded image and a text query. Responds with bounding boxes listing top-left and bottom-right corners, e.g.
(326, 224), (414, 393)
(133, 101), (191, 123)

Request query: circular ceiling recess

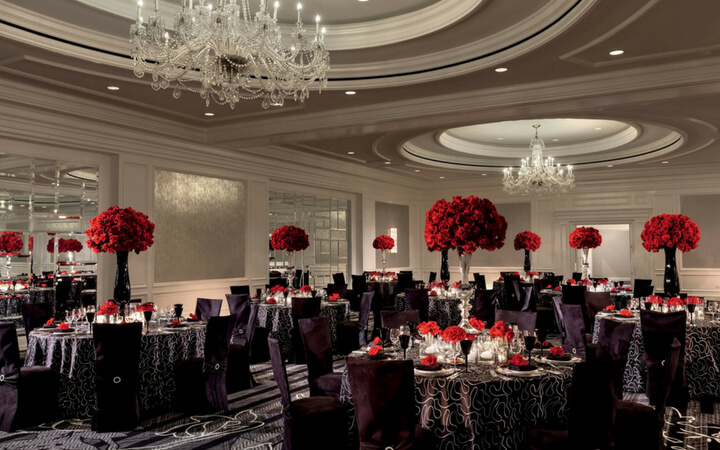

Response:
(398, 118), (683, 171)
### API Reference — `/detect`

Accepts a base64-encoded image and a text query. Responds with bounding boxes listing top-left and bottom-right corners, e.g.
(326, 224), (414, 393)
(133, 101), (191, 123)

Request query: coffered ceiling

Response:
(1, 0), (720, 184)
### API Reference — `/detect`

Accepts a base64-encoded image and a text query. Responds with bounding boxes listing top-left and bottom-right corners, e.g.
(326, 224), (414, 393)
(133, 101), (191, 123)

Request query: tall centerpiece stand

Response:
(424, 195), (508, 335)
(514, 231), (541, 274)
(569, 226), (602, 281)
(372, 235), (395, 274)
(0, 232), (23, 278)
(640, 213), (701, 298)
(271, 225), (310, 290)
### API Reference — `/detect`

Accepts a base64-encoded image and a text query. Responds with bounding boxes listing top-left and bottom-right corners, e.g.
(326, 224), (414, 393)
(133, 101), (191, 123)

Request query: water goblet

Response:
(460, 339), (473, 372)
(399, 334), (410, 360)
(536, 328), (548, 356)
(65, 310), (72, 326)
(389, 328), (401, 353)
(523, 331), (536, 364)
(173, 303), (184, 319)
(86, 306), (96, 331)
(687, 303), (696, 325)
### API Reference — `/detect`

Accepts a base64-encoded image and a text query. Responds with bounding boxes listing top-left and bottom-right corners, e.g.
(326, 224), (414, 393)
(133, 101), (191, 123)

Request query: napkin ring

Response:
(0, 374), (4, 382)
(214, 363), (220, 370)
(113, 376), (122, 384)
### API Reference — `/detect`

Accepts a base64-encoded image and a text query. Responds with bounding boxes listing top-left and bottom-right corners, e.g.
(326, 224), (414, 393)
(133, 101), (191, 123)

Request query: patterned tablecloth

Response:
(592, 314), (720, 398)
(366, 280), (397, 306)
(394, 293), (463, 329)
(340, 348), (572, 450)
(539, 289), (633, 309)
(256, 300), (350, 356)
(25, 324), (206, 418)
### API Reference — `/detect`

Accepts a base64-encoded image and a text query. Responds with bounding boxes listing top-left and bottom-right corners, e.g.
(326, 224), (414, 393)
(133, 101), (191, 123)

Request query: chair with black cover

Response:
(562, 285), (590, 336)
(381, 310), (420, 330)
(634, 279), (653, 288)
(633, 285), (654, 298)
(558, 303), (588, 361)
(336, 291), (373, 354)
(585, 291), (613, 333)
(428, 272), (437, 284)
(552, 296), (565, 340)
(293, 269), (302, 289)
(0, 322), (59, 431)
(195, 298), (222, 320)
(81, 276), (98, 308)
(332, 273), (345, 285)
(227, 304), (259, 392)
(473, 273), (486, 289)
(269, 337), (347, 450)
(395, 273), (414, 294)
(471, 289), (496, 327)
(326, 283), (348, 299)
(571, 272), (583, 281)
(547, 275), (564, 285)
(299, 317), (342, 399)
(21, 303), (53, 340)
(347, 358), (436, 450)
(595, 319), (635, 396)
(640, 310), (687, 408)
(527, 359), (616, 450)
(614, 338), (681, 450)
(175, 315), (235, 413)
(404, 288), (430, 322)
(349, 275), (368, 311)
(225, 294), (250, 345)
(494, 310), (537, 332)
(502, 275), (522, 310)
(92, 322), (142, 431)
(542, 272), (555, 278)
(54, 278), (74, 319)
(230, 285), (251, 296)
(289, 297), (321, 364)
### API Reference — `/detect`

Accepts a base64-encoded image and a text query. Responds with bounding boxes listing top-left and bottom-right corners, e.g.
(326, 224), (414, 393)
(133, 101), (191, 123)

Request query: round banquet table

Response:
(366, 280), (397, 305)
(592, 313), (720, 398)
(340, 347), (572, 450)
(539, 288), (633, 308)
(256, 299), (350, 356)
(394, 293), (462, 329)
(25, 324), (206, 418)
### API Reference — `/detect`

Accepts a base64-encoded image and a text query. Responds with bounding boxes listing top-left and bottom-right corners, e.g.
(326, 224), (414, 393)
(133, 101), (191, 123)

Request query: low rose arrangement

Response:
(641, 214), (700, 253)
(508, 354), (528, 366)
(270, 225), (310, 253)
(549, 346), (564, 357)
(526, 271), (539, 277)
(300, 285), (312, 293)
(428, 281), (447, 290)
(440, 326), (468, 344)
(647, 295), (663, 305)
(372, 235), (395, 251)
(514, 231), (541, 252)
(418, 321), (440, 336)
(620, 309), (632, 317)
(667, 297), (684, 308)
(685, 296), (703, 305)
(469, 317), (485, 332)
(137, 303), (156, 312)
(569, 226), (602, 249)
(489, 320), (514, 343)
(579, 279), (592, 287)
(98, 300), (119, 316)
(270, 285), (288, 295)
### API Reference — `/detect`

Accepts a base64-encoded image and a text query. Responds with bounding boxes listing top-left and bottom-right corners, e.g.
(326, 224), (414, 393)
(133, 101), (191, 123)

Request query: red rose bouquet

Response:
(270, 285), (288, 295)
(137, 303), (156, 312)
(514, 231), (541, 252)
(641, 214), (700, 253)
(424, 195), (507, 254)
(667, 297), (684, 308)
(685, 296), (703, 305)
(566, 279), (576, 285)
(57, 323), (70, 331)
(300, 285), (312, 293)
(418, 321), (440, 336)
(579, 279), (592, 287)
(441, 326), (468, 344)
(648, 295), (663, 305)
(372, 235), (395, 250)
(526, 271), (539, 277)
(270, 225), (310, 252)
(620, 309), (632, 317)
(0, 232), (23, 256)
(489, 320), (514, 342)
(469, 317), (485, 331)
(569, 226), (602, 249)
(421, 355), (438, 366)
(85, 206), (155, 254)
(605, 305), (615, 311)
(508, 354), (528, 366)
(428, 281), (447, 290)
(549, 346), (564, 357)
(367, 345), (382, 356)
(47, 237), (84, 254)
(98, 300), (119, 316)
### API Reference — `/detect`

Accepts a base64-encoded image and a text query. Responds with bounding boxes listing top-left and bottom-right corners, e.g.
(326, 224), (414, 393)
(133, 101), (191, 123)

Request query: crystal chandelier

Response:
(130, 0), (330, 109)
(502, 124), (575, 195)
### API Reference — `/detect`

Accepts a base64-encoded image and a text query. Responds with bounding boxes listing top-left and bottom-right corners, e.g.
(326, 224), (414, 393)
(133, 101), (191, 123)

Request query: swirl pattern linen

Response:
(25, 326), (206, 418)
(256, 301), (349, 356)
(592, 315), (720, 398)
(366, 280), (397, 303)
(395, 293), (463, 329)
(340, 354), (572, 450)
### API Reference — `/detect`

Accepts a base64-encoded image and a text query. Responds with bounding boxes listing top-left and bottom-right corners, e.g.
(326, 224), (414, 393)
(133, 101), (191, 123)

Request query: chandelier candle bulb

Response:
(316, 15), (320, 35)
(273, 1), (278, 19)
(297, 3), (302, 22)
(137, 1), (142, 22)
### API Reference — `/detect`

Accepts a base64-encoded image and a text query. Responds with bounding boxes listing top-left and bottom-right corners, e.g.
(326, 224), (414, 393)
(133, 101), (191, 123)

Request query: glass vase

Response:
(581, 248), (591, 280)
(664, 247), (680, 298)
(286, 251), (295, 289)
(440, 249), (450, 283)
(114, 251), (131, 317)
(457, 250), (475, 334)
(381, 249), (387, 272)
(523, 249), (531, 273)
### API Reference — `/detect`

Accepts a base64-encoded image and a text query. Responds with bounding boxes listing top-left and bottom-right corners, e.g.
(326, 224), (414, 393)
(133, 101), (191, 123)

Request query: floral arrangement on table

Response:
(579, 279), (592, 287)
(98, 300), (119, 316)
(86, 206), (155, 254)
(514, 231), (541, 252)
(300, 285), (312, 294)
(685, 296), (703, 305)
(418, 321), (440, 336)
(46, 237), (84, 254)
(428, 281), (447, 290)
(647, 295), (664, 305)
(489, 320), (514, 343)
(620, 309), (632, 317)
(0, 232), (23, 256)
(137, 303), (156, 312)
(372, 235), (395, 250)
(598, 278), (609, 286)
(605, 305), (616, 311)
(641, 214), (700, 253)
(569, 227), (602, 249)
(508, 354), (529, 366)
(667, 297), (684, 308)
(57, 322), (70, 331)
(368, 271), (396, 281)
(270, 285), (288, 295)
(549, 346), (564, 357)
(327, 293), (341, 302)
(469, 317), (485, 332)
(566, 279), (577, 285)
(441, 326), (475, 344)
(420, 355), (439, 367)
(270, 225), (310, 253)
(526, 271), (539, 278)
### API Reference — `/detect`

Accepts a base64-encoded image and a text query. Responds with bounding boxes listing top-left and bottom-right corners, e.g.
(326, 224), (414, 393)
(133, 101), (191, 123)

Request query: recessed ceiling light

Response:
(494, 67), (508, 73)
(607, 165), (614, 168)
(481, 173), (487, 176)
(552, 139), (559, 142)
(345, 91), (356, 95)
(497, 137), (504, 140)
(609, 50), (624, 56)
(661, 161), (669, 164)
(384, 161), (391, 165)
(439, 176), (445, 179)
(358, 0), (369, 2)
(107, 86), (120, 91)
(204, 112), (215, 116)
(595, 127), (602, 130)
(414, 170), (421, 173)
(347, 151), (355, 155)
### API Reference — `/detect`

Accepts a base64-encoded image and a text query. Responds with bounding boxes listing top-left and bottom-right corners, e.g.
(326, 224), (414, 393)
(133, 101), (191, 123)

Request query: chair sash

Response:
(195, 298), (222, 321)
(494, 310), (537, 332)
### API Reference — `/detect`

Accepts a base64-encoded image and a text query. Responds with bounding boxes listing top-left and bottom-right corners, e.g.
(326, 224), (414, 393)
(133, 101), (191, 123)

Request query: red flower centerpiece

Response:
(424, 195), (507, 333)
(0, 232), (23, 278)
(514, 231), (541, 273)
(569, 226), (602, 280)
(138, 303), (155, 333)
(372, 235), (395, 272)
(418, 321), (440, 336)
(47, 237), (84, 264)
(270, 225), (310, 288)
(469, 317), (485, 332)
(98, 300), (119, 321)
(86, 206), (155, 313)
(641, 214), (700, 298)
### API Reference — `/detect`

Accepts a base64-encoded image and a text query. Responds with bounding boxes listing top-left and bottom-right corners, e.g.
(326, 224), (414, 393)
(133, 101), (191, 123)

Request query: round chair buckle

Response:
(214, 363), (220, 370)
(113, 376), (122, 384)
(661, 359), (666, 366)
(0, 374), (4, 382)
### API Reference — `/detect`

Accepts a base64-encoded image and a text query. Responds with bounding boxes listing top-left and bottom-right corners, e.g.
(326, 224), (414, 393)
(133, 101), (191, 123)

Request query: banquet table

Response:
(25, 323), (206, 418)
(394, 293), (462, 329)
(366, 280), (397, 305)
(340, 347), (572, 450)
(539, 288), (633, 309)
(592, 313), (720, 398)
(256, 299), (350, 356)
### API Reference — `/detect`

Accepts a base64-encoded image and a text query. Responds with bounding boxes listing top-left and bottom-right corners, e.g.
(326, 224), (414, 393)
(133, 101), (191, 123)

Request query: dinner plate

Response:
(497, 365), (546, 377)
(539, 355), (582, 365)
(162, 327), (187, 331)
(414, 367), (455, 378)
(53, 328), (76, 334)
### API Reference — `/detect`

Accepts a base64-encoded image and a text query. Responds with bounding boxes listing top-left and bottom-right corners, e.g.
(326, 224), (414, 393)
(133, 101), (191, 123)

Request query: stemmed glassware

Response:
(86, 306), (95, 331)
(687, 303), (696, 325)
(536, 329), (548, 357)
(399, 332), (410, 360)
(460, 339), (473, 372)
(389, 328), (401, 354)
(523, 330), (537, 364)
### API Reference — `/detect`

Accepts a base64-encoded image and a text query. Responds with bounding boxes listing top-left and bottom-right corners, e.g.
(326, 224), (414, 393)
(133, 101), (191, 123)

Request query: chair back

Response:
(494, 310), (537, 332)
(21, 303), (53, 340)
(596, 319), (635, 361)
(327, 283), (348, 299)
(225, 294), (250, 345)
(195, 298), (222, 321)
(428, 272), (437, 284)
(547, 275), (564, 285)
(381, 310), (420, 329)
(473, 273), (486, 289)
(502, 275), (522, 310)
(634, 285), (654, 298)
(299, 317), (334, 390)
(268, 277), (287, 288)
(54, 278), (75, 317)
(657, 338), (682, 418)
(229, 285), (250, 296)
(404, 288), (429, 322)
(351, 275), (368, 294)
(0, 322), (21, 431)
(347, 358), (416, 450)
(92, 322), (143, 431)
(558, 303), (587, 361)
(396, 273), (414, 293)
(518, 281), (536, 312)
(634, 279), (653, 287)
(567, 360), (616, 448)
(472, 289), (496, 326)
(561, 285), (587, 305)
(358, 292), (373, 334)
(268, 337), (293, 446)
(552, 295), (565, 340)
(538, 277), (559, 289)
(291, 297), (321, 319)
(202, 316), (234, 411)
(83, 276), (98, 291)
(584, 291), (613, 330)
(640, 310), (686, 406)
(572, 272), (583, 281)
(332, 273), (346, 285)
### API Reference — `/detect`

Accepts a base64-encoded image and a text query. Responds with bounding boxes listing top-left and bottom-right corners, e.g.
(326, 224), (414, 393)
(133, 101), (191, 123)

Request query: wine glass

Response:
(523, 330), (536, 364)
(86, 306), (96, 330)
(65, 310), (72, 326)
(389, 328), (401, 353)
(536, 328), (548, 356)
(687, 303), (696, 325)
(619, 280), (624, 287)
(460, 339), (473, 372)
(407, 321), (418, 339)
(399, 334), (410, 360)
(380, 327), (389, 347)
(173, 303), (184, 320)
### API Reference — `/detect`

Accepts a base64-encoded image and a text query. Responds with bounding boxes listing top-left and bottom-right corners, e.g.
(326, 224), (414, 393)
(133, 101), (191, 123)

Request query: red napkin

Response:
(367, 345), (382, 356)
(189, 313), (198, 320)
(421, 355), (438, 366)
(57, 323), (69, 331)
(45, 318), (54, 327)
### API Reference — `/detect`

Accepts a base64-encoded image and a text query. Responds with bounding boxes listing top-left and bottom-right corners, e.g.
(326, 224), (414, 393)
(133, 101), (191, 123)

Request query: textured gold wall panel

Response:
(154, 170), (245, 282)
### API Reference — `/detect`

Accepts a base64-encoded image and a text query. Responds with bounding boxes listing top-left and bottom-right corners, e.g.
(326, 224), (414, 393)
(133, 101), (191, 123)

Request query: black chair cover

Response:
(54, 278), (75, 319)
(494, 310), (537, 332)
(596, 319), (635, 361)
(337, 291), (373, 354)
(396, 273), (414, 294)
(299, 317), (342, 398)
(634, 285), (654, 298)
(289, 297), (321, 364)
(230, 285), (251, 296)
(327, 283), (348, 299)
(226, 294), (250, 345)
(332, 273), (346, 285)
(195, 298), (222, 320)
(227, 304), (259, 392)
(428, 272), (437, 283)
(571, 272), (583, 281)
(381, 310), (420, 330)
(351, 275), (368, 293)
(92, 322), (142, 431)
(472, 289), (496, 327)
(21, 303), (53, 340)
(472, 273), (486, 289)
(558, 303), (587, 361)
(634, 279), (653, 287)
(552, 295), (565, 341)
(503, 275), (522, 310)
(640, 310), (687, 407)
(0, 322), (20, 431)
(404, 288), (429, 322)
(584, 292), (613, 332)
(269, 277), (288, 288)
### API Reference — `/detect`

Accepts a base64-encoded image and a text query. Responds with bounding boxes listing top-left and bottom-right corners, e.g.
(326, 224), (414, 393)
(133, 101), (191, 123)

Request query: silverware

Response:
(446, 371), (461, 380)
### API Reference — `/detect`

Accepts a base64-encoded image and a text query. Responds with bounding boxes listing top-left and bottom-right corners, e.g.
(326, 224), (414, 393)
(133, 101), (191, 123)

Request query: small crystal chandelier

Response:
(130, 0), (330, 109)
(502, 124), (575, 195)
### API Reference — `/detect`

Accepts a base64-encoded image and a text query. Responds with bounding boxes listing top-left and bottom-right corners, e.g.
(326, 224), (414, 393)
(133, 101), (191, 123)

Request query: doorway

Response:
(575, 224), (632, 282)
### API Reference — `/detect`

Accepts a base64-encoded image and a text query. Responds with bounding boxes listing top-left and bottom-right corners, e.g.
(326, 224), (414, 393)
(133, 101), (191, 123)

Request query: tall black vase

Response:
(523, 250), (531, 273)
(440, 250), (450, 283)
(114, 251), (131, 315)
(664, 247), (680, 298)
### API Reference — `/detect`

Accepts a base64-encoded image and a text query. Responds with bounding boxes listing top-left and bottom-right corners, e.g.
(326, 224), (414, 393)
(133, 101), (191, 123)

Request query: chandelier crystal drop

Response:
(130, 0), (330, 109)
(502, 124), (575, 196)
